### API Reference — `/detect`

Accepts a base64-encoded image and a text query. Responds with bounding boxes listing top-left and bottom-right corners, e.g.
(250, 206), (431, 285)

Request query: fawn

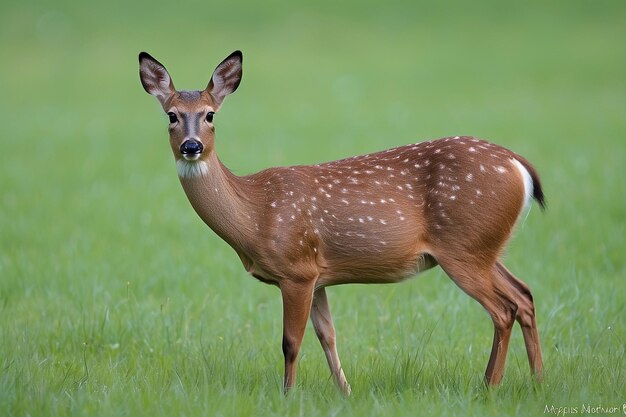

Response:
(139, 50), (544, 394)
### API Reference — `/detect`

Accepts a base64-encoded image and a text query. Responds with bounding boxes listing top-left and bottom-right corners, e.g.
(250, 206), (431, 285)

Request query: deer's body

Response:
(182, 137), (535, 289)
(140, 51), (545, 395)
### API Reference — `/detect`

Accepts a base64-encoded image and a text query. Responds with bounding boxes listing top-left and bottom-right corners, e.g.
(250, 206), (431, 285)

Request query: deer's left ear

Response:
(206, 50), (243, 109)
(139, 52), (176, 105)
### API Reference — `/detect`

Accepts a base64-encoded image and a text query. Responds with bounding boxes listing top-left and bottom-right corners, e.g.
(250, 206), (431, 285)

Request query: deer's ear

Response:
(139, 52), (176, 104)
(206, 50), (242, 109)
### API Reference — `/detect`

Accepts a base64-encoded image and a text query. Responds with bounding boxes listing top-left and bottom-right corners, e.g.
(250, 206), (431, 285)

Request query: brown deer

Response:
(139, 50), (544, 394)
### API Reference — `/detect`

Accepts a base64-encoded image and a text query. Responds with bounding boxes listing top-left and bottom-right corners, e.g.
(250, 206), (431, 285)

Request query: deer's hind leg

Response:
(436, 254), (518, 385)
(496, 261), (543, 381)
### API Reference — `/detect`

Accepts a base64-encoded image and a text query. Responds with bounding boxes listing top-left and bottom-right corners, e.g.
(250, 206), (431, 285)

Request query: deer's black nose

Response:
(180, 139), (203, 156)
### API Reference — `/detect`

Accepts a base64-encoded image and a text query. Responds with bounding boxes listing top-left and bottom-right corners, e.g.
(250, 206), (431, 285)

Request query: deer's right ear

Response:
(139, 52), (176, 104)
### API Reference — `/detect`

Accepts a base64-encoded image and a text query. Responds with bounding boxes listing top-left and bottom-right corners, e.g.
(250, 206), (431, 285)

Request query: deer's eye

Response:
(206, 111), (214, 123)
(167, 112), (178, 123)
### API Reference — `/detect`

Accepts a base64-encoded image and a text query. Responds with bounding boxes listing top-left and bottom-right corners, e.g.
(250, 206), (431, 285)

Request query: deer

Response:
(138, 50), (545, 395)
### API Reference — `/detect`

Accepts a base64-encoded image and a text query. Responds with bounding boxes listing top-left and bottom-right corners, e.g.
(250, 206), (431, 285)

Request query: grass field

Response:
(1, 0), (625, 416)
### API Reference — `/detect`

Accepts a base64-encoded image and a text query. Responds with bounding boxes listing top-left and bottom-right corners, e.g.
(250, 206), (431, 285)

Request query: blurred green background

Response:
(1, 1), (624, 416)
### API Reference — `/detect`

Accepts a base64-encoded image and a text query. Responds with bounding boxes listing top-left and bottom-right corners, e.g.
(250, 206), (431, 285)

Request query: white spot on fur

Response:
(466, 173), (473, 182)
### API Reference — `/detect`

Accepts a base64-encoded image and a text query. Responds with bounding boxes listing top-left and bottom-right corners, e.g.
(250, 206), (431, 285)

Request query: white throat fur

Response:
(176, 159), (209, 179)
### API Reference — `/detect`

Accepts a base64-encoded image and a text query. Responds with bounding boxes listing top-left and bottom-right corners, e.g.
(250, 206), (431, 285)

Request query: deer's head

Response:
(139, 51), (242, 176)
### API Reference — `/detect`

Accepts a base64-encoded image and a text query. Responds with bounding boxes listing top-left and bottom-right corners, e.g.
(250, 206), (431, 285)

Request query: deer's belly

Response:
(317, 252), (437, 287)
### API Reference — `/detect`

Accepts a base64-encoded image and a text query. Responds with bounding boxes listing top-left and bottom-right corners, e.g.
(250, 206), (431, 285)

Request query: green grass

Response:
(1, 0), (625, 416)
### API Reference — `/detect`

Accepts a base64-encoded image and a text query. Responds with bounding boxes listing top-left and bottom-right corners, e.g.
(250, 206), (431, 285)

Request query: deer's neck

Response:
(176, 151), (259, 256)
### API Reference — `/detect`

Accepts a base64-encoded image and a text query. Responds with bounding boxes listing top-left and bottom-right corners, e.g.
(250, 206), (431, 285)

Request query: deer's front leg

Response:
(310, 288), (351, 395)
(280, 280), (315, 394)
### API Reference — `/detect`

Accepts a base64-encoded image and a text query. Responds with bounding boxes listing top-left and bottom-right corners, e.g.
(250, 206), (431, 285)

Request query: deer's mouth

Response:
(182, 153), (202, 161)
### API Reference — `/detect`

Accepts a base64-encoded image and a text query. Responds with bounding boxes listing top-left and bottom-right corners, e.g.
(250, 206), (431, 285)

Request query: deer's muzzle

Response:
(180, 139), (204, 160)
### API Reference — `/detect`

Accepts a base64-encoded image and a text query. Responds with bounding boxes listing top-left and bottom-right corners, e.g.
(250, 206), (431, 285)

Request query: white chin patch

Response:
(176, 159), (209, 179)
